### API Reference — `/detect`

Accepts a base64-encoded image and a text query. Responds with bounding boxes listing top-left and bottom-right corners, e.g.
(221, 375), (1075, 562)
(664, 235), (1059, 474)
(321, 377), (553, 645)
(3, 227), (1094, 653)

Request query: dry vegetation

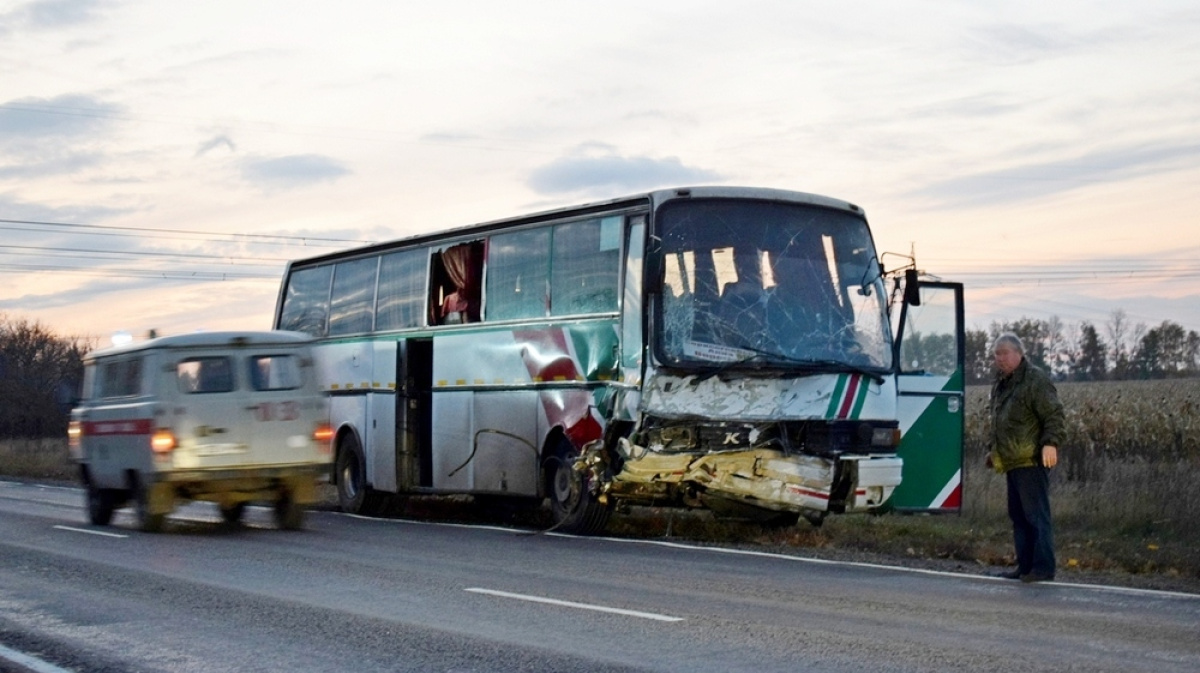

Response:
(5, 378), (1198, 592)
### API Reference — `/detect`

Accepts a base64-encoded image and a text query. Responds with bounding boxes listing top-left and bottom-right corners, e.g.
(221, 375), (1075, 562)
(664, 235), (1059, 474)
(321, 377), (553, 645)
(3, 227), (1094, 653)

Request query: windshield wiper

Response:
(790, 358), (887, 385)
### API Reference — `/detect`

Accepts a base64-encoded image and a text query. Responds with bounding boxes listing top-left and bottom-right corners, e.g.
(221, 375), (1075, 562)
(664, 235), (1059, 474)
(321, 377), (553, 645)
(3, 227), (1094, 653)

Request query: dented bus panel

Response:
(274, 186), (963, 533)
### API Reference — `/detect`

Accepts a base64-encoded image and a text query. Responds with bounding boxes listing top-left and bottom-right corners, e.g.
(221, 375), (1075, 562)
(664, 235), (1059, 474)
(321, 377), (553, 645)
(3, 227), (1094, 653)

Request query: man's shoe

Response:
(1020, 572), (1055, 583)
(997, 569), (1023, 580)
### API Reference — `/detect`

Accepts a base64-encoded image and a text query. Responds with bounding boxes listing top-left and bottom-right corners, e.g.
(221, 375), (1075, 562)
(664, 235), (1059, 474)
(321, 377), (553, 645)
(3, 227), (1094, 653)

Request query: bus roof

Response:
(285, 185), (864, 269)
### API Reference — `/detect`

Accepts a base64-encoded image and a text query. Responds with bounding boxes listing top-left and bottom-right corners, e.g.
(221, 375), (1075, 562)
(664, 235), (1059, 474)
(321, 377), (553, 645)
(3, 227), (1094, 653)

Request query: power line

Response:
(0, 263), (277, 281)
(0, 243), (289, 264)
(0, 218), (374, 247)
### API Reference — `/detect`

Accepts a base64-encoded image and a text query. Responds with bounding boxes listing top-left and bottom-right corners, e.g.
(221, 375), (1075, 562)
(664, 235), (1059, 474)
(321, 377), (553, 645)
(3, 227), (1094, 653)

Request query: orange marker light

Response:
(150, 429), (177, 453)
(312, 423), (334, 451)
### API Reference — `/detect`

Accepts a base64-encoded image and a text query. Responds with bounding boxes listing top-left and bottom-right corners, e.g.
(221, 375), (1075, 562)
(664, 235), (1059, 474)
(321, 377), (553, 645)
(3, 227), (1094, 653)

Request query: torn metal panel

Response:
(641, 371), (897, 422)
(581, 436), (902, 516)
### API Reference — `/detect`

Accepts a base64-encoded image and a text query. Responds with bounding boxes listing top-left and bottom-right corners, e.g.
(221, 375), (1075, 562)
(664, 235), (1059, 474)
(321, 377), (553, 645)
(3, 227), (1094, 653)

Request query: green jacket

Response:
(989, 358), (1066, 473)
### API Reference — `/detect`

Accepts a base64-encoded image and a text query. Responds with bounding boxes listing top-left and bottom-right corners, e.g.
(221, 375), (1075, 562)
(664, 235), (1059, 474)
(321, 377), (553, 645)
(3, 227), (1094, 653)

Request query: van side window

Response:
(177, 357), (235, 394)
(98, 358), (143, 398)
(249, 355), (303, 391)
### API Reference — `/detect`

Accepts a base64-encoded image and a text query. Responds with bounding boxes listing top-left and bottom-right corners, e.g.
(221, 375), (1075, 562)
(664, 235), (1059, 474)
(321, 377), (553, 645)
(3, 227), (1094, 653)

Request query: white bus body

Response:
(275, 186), (965, 532)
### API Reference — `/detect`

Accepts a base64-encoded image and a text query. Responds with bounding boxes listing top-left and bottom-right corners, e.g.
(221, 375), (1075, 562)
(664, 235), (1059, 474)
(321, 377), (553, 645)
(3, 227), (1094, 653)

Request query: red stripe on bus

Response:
(836, 374), (861, 419)
(786, 485), (830, 500)
(939, 483), (963, 509)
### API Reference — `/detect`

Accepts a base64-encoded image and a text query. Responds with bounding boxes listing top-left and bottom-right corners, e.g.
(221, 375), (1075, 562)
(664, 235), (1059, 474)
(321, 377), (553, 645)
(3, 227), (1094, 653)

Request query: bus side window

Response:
(550, 216), (620, 316)
(484, 229), (549, 321)
(279, 265), (333, 336)
(429, 241), (484, 326)
(376, 247), (427, 331)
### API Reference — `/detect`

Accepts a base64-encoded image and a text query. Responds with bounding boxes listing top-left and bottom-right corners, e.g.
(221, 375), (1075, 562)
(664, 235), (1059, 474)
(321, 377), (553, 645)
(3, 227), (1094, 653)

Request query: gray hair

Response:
(993, 332), (1025, 355)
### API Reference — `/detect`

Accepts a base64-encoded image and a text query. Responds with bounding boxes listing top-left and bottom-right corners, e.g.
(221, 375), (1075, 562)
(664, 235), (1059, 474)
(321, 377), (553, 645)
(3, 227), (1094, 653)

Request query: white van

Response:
(68, 331), (332, 532)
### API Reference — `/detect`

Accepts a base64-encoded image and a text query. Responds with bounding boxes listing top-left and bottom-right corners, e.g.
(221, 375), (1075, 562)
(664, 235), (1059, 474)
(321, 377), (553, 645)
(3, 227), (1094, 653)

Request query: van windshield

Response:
(653, 199), (892, 371)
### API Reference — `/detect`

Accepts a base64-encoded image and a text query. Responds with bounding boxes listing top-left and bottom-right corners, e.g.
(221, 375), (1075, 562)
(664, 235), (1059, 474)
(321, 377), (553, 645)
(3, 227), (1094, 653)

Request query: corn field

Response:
(965, 378), (1200, 574)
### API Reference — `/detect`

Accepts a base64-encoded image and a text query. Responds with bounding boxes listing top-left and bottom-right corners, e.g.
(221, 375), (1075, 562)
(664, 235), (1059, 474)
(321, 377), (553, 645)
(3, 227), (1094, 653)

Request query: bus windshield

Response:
(654, 199), (892, 371)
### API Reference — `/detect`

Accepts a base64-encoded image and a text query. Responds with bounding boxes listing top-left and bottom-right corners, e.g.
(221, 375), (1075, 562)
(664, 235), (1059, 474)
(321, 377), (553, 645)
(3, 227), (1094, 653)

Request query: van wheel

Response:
(86, 482), (115, 526)
(274, 491), (304, 530)
(133, 477), (166, 533)
(547, 439), (611, 535)
(220, 503), (246, 526)
(336, 434), (383, 515)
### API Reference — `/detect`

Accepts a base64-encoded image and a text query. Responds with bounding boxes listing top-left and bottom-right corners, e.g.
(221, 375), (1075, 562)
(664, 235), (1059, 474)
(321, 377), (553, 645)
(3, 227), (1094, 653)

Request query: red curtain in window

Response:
(441, 242), (482, 321)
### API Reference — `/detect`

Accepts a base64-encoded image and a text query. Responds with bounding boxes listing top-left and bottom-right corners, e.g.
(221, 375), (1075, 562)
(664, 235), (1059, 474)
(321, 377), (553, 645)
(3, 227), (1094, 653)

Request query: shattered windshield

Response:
(653, 199), (892, 371)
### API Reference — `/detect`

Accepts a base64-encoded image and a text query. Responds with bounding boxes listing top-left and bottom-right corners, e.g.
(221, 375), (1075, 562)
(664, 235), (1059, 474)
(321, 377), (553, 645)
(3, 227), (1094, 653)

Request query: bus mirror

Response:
(903, 268), (921, 306)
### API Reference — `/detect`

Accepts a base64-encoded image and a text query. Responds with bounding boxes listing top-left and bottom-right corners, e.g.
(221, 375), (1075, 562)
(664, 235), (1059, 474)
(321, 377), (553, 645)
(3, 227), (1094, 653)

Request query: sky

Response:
(2, 0), (1199, 350)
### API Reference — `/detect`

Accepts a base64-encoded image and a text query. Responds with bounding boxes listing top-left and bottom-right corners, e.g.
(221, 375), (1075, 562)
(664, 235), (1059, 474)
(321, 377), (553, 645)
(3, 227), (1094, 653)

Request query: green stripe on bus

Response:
(826, 374), (848, 418)
(850, 376), (870, 419)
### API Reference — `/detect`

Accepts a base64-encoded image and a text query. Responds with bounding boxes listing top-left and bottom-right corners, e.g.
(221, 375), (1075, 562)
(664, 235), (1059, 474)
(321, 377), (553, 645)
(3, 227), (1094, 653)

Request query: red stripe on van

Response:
(83, 419), (153, 436)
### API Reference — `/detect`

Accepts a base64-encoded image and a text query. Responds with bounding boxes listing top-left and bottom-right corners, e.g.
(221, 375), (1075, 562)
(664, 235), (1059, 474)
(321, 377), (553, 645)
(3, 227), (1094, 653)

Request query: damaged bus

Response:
(275, 186), (964, 533)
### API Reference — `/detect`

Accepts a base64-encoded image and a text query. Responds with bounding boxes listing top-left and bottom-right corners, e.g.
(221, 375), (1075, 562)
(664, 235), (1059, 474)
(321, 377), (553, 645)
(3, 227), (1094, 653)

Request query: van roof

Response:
(86, 330), (312, 360)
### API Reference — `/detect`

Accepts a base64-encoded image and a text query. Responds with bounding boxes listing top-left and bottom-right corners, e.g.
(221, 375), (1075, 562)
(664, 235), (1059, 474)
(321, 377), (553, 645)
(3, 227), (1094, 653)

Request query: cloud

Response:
(910, 141), (1200, 209)
(528, 147), (723, 198)
(0, 193), (129, 223)
(0, 0), (107, 36)
(0, 152), (104, 179)
(239, 154), (351, 190)
(0, 93), (122, 140)
(196, 134), (237, 157)
(20, 0), (108, 29)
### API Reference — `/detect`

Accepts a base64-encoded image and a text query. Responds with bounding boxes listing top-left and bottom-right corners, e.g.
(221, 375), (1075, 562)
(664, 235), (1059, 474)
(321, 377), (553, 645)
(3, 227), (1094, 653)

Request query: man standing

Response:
(988, 333), (1066, 583)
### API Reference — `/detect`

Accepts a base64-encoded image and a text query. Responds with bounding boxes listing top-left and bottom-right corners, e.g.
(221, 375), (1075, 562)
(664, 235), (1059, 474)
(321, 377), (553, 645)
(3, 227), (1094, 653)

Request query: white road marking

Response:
(328, 511), (1200, 601)
(465, 587), (684, 622)
(53, 525), (128, 538)
(0, 643), (76, 673)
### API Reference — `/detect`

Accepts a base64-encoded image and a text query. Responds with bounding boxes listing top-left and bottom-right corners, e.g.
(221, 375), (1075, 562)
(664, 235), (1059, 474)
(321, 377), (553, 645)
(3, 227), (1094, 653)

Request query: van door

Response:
(171, 354), (253, 469)
(245, 350), (321, 466)
(891, 281), (965, 512)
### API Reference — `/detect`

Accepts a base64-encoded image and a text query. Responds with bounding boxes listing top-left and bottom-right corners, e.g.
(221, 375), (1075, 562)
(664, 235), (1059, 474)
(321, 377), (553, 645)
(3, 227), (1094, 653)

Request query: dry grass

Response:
(6, 379), (1200, 592)
(0, 437), (75, 482)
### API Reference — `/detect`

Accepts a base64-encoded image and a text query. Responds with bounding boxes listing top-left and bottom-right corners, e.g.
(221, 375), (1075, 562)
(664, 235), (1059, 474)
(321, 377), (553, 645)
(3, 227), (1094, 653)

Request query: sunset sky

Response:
(2, 0), (1198, 349)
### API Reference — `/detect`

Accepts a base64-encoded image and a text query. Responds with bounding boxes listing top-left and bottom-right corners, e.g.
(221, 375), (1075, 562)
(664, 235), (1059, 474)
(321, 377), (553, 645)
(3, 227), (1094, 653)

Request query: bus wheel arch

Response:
(542, 430), (611, 535)
(335, 428), (383, 515)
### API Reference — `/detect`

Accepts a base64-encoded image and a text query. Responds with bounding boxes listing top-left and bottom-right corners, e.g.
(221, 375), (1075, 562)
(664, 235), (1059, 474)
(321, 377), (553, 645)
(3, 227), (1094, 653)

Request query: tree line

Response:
(965, 309), (1200, 384)
(0, 316), (91, 439)
(2, 309), (1197, 439)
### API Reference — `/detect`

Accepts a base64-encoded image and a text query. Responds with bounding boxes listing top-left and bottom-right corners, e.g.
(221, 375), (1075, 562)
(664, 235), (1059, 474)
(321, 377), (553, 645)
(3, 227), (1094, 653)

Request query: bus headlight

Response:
(871, 427), (901, 447)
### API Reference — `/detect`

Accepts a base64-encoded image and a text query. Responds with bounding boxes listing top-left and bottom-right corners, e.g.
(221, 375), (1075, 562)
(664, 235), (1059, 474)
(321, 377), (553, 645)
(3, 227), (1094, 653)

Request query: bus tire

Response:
(85, 482), (116, 526)
(274, 491), (304, 530)
(547, 439), (611, 535)
(336, 434), (383, 515)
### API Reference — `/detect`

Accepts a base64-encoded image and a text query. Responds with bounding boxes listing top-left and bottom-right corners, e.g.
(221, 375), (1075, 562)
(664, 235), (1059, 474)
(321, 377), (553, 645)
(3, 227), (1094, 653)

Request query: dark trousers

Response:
(1006, 466), (1056, 576)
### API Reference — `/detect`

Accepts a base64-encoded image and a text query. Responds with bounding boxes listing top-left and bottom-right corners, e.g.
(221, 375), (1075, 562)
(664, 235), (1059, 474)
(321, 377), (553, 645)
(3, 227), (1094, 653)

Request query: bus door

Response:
(397, 338), (433, 489)
(891, 280), (965, 512)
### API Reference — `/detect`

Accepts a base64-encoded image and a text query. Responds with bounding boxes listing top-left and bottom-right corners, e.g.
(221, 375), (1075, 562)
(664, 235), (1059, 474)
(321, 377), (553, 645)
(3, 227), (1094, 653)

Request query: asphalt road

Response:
(2, 480), (1198, 673)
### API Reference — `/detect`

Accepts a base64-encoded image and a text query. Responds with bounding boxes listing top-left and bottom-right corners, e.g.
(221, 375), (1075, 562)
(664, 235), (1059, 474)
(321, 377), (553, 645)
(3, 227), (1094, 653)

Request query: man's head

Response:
(993, 332), (1024, 376)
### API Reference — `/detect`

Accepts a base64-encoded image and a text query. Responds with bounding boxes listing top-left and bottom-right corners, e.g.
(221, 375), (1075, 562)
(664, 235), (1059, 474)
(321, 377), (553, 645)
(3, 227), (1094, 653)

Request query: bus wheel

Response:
(133, 476), (166, 533)
(336, 434), (383, 515)
(547, 440), (611, 535)
(274, 491), (304, 530)
(85, 482), (115, 526)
